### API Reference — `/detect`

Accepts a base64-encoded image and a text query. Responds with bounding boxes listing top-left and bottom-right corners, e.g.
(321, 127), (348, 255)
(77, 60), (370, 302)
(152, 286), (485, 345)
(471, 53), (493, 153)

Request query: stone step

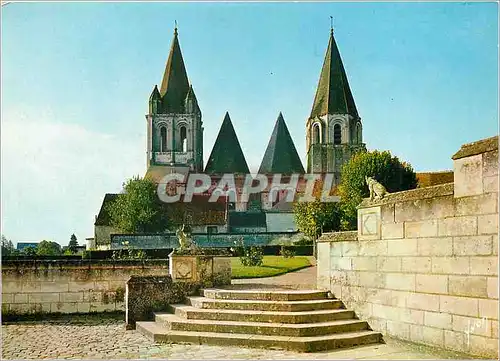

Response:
(167, 304), (355, 324)
(187, 296), (344, 312)
(136, 321), (382, 352)
(155, 313), (369, 337)
(202, 288), (329, 301)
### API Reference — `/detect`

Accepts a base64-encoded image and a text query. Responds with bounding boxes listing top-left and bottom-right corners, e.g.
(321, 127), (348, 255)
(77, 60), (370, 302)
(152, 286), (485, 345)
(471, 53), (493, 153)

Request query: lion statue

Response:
(366, 176), (388, 201)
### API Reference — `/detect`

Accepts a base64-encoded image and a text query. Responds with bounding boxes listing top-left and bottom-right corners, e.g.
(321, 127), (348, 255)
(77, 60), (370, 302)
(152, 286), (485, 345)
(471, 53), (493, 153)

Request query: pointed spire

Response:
(205, 112), (250, 175)
(185, 85), (200, 114)
(149, 85), (161, 114)
(159, 26), (190, 113)
(258, 112), (305, 175)
(310, 30), (358, 119)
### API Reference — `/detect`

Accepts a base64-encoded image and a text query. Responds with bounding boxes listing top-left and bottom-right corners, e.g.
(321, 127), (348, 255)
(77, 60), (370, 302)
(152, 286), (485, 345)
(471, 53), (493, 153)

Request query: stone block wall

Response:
(1, 260), (169, 316)
(317, 136), (499, 358)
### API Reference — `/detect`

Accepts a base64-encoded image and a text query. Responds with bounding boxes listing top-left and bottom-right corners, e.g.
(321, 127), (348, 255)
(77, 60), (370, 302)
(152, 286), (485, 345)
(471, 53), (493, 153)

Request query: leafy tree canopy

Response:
(338, 150), (418, 230)
(36, 240), (62, 256)
(107, 176), (166, 233)
(293, 179), (341, 240)
(68, 233), (78, 254)
(1, 235), (15, 257)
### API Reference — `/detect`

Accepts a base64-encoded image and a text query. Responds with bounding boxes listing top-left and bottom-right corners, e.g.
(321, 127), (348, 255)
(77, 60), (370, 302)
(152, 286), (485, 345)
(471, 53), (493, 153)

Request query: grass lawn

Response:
(231, 256), (312, 279)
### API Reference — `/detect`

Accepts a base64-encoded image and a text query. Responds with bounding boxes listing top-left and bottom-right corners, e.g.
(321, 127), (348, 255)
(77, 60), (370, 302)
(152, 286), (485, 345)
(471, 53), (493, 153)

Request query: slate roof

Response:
(258, 112), (305, 175)
(310, 30), (358, 119)
(204, 112), (250, 175)
(228, 211), (267, 229)
(159, 27), (190, 113)
(94, 193), (119, 226)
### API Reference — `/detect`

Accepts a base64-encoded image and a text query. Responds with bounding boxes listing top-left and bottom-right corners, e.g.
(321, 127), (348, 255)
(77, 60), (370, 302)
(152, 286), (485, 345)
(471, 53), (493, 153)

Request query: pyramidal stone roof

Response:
(310, 30), (358, 119)
(204, 112), (250, 175)
(159, 27), (190, 113)
(258, 112), (305, 175)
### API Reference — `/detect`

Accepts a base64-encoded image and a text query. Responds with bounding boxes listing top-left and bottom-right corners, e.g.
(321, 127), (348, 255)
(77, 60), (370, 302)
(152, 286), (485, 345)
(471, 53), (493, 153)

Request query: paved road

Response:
(2, 314), (476, 360)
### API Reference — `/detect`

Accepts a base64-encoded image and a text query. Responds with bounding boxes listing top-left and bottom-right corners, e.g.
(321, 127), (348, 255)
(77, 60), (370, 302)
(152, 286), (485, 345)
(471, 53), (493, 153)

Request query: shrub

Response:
(280, 246), (295, 258)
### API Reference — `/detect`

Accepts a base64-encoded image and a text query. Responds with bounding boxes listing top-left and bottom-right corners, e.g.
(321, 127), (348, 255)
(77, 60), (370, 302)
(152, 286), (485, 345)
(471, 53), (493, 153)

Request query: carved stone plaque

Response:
(358, 206), (381, 240)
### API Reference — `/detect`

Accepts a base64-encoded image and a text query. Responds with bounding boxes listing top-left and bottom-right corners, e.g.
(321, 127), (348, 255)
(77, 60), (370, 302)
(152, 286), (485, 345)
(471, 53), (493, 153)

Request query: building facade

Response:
(93, 26), (364, 248)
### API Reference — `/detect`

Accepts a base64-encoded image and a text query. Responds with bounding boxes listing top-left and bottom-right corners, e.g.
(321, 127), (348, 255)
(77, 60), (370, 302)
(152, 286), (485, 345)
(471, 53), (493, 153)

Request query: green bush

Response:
(280, 246), (296, 258)
(232, 238), (263, 267)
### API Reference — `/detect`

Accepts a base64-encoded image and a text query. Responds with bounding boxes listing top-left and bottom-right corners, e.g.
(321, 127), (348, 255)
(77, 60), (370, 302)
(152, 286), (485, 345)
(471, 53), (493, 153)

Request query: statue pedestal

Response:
(168, 251), (231, 286)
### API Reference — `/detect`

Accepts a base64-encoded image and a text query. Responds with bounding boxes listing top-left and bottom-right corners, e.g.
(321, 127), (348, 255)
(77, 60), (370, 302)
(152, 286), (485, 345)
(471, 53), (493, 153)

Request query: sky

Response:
(1, 1), (498, 246)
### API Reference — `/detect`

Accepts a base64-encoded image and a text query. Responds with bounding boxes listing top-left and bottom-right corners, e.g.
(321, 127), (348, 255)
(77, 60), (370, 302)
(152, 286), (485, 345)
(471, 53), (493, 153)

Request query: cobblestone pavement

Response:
(2, 314), (479, 360)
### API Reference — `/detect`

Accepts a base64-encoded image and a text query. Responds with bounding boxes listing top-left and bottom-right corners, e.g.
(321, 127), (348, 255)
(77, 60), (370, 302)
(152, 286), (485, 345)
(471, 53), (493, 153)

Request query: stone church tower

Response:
(146, 27), (203, 173)
(306, 29), (366, 184)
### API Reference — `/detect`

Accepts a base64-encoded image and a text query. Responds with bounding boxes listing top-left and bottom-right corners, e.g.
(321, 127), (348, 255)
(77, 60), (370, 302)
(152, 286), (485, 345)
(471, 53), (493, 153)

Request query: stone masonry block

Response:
(492, 319), (498, 338)
(1, 294), (13, 303)
(390, 290), (411, 308)
(381, 204), (395, 224)
(479, 299), (498, 320)
(39, 282), (69, 293)
(28, 293), (60, 304)
(13, 293), (28, 304)
(351, 257), (377, 271)
(386, 273), (415, 291)
(395, 196), (454, 223)
(358, 206), (381, 240)
(401, 257), (431, 273)
(368, 317), (387, 334)
(431, 256), (470, 275)
(59, 292), (84, 303)
(444, 330), (469, 354)
(478, 214), (498, 235)
(369, 289), (392, 305)
(438, 216), (477, 237)
(452, 315), (491, 337)
(440, 295), (478, 317)
(386, 320), (410, 340)
(453, 235), (493, 256)
(372, 304), (399, 321)
(416, 274), (448, 294)
(418, 237), (453, 256)
(448, 276), (488, 298)
(381, 222), (404, 239)
(68, 281), (96, 292)
(493, 235), (498, 256)
(483, 150), (498, 177)
(405, 220), (438, 238)
(358, 240), (387, 256)
(424, 311), (452, 329)
(377, 257), (402, 272)
(407, 293), (440, 312)
(422, 325), (445, 347)
(468, 334), (499, 359)
(386, 239), (417, 256)
(399, 308), (424, 324)
(341, 242), (359, 257)
(487, 277), (498, 299)
(483, 175), (498, 194)
(454, 154), (483, 198)
(50, 302), (78, 314)
(358, 272), (386, 289)
(454, 193), (498, 216)
(469, 256), (498, 276)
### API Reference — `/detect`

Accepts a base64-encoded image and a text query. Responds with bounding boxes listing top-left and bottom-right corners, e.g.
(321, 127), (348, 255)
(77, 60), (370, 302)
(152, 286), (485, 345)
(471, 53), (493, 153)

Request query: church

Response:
(93, 26), (366, 249)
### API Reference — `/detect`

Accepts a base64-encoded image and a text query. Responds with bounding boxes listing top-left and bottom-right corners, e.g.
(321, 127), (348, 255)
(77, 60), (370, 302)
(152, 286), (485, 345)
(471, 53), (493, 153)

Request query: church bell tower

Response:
(146, 26), (204, 173)
(306, 28), (366, 185)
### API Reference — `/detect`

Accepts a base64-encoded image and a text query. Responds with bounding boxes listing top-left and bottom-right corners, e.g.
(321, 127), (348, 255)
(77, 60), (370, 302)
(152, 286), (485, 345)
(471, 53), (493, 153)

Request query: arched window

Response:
(180, 126), (187, 152)
(334, 124), (341, 145)
(313, 124), (321, 144)
(160, 127), (167, 152)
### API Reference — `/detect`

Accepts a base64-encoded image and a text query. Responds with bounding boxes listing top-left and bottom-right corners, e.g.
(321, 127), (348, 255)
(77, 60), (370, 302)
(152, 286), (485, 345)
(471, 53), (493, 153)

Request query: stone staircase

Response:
(136, 289), (383, 352)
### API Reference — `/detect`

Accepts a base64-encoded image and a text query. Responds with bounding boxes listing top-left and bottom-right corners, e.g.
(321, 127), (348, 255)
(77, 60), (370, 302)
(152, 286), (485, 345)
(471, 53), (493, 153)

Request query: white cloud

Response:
(1, 107), (145, 245)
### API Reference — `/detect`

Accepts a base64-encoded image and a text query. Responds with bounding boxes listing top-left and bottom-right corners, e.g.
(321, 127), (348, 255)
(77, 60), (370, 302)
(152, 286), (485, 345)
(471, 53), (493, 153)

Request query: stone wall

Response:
(316, 136), (499, 358)
(1, 260), (169, 316)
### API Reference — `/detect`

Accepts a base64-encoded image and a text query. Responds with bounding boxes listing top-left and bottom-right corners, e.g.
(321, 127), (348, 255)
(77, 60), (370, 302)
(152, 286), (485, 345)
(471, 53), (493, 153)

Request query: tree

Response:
(293, 179), (342, 241)
(68, 234), (78, 254)
(36, 240), (62, 256)
(107, 176), (166, 233)
(338, 150), (418, 230)
(1, 235), (15, 257)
